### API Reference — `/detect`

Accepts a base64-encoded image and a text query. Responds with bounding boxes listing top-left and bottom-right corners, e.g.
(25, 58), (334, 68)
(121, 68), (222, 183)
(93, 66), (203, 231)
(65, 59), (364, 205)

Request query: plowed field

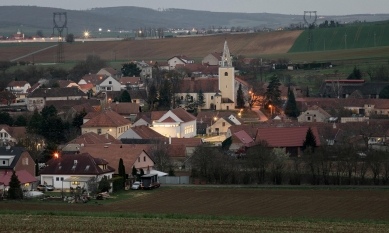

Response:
(0, 31), (302, 62)
(2, 187), (389, 221)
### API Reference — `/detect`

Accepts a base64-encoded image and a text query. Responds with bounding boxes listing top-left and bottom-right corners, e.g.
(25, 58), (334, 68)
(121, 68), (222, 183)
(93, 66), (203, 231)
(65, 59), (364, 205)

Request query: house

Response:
(6, 81), (31, 101)
(78, 83), (94, 94)
(44, 99), (99, 121)
(39, 153), (115, 190)
(26, 87), (88, 111)
(12, 29), (24, 40)
(229, 130), (255, 153)
(0, 146), (35, 177)
(94, 90), (147, 106)
(108, 102), (140, 121)
(175, 63), (219, 77)
(136, 61), (153, 79)
(168, 55), (194, 70)
(0, 170), (38, 191)
(27, 83), (41, 94)
(118, 125), (164, 140)
(169, 137), (203, 157)
(96, 76), (122, 93)
(319, 80), (389, 99)
(119, 76), (142, 90)
(298, 105), (331, 122)
(62, 131), (122, 152)
(151, 108), (197, 138)
(132, 112), (153, 127)
(0, 125), (27, 145)
(253, 126), (321, 157)
(154, 61), (170, 70)
(97, 67), (121, 80)
(197, 112), (241, 136)
(202, 52), (222, 66)
(81, 110), (132, 139)
(79, 144), (155, 173)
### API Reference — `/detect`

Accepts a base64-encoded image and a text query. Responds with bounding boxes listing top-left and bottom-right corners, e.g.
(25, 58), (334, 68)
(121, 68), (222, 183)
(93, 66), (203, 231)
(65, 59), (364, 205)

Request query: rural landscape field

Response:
(1, 186), (389, 232)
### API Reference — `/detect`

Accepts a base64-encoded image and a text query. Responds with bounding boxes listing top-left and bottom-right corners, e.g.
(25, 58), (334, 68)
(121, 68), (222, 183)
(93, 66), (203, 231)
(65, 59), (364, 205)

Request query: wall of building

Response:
(14, 151), (35, 177)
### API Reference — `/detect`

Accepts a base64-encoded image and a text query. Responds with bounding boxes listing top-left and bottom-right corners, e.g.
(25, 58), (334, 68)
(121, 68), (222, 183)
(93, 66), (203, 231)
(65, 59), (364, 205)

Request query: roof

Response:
(161, 117), (176, 123)
(78, 83), (94, 91)
(95, 90), (147, 101)
(179, 77), (219, 93)
(168, 55), (193, 63)
(170, 138), (203, 147)
(0, 146), (28, 169)
(100, 67), (121, 76)
(255, 126), (321, 147)
(45, 99), (100, 112)
(235, 77), (250, 88)
(175, 64), (219, 75)
(151, 111), (168, 121)
(234, 130), (254, 144)
(119, 125), (164, 139)
(108, 102), (140, 115)
(79, 74), (107, 86)
(57, 80), (78, 88)
(0, 170), (37, 186)
(305, 105), (331, 118)
(0, 125), (26, 139)
(119, 77), (141, 85)
(210, 52), (222, 61)
(135, 112), (152, 124)
(228, 125), (259, 139)
(171, 108), (196, 122)
(197, 111), (236, 124)
(7, 81), (29, 87)
(27, 83), (41, 93)
(40, 153), (114, 175)
(27, 87), (87, 98)
(79, 144), (152, 169)
(68, 132), (121, 145)
(82, 110), (132, 127)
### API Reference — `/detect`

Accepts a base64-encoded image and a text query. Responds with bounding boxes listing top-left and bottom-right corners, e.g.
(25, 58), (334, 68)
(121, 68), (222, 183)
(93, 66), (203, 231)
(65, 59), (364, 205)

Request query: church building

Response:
(177, 41), (249, 110)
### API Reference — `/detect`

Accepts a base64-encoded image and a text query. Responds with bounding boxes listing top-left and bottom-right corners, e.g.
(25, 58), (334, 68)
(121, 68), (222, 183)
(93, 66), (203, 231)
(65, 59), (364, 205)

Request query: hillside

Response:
(0, 31), (302, 63)
(288, 21), (389, 53)
(0, 6), (389, 37)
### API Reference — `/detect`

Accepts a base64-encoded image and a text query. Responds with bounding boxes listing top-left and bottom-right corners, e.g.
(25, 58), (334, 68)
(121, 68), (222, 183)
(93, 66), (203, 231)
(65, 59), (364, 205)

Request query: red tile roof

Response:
(161, 117), (176, 123)
(40, 153), (114, 175)
(151, 111), (168, 121)
(127, 125), (164, 139)
(0, 125), (26, 139)
(78, 83), (94, 92)
(68, 132), (121, 145)
(234, 130), (254, 144)
(210, 52), (222, 61)
(7, 81), (29, 87)
(179, 77), (219, 93)
(175, 64), (219, 75)
(255, 126), (321, 147)
(27, 83), (41, 93)
(235, 77), (250, 88)
(171, 108), (196, 122)
(119, 77), (141, 85)
(57, 80), (78, 88)
(0, 170), (37, 185)
(82, 110), (132, 127)
(108, 102), (140, 115)
(79, 74), (107, 86)
(100, 67), (121, 76)
(170, 138), (203, 147)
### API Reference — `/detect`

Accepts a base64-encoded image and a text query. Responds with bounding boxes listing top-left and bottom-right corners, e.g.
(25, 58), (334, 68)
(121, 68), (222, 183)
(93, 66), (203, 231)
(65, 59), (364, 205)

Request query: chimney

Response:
(169, 136), (171, 144)
(105, 133), (108, 139)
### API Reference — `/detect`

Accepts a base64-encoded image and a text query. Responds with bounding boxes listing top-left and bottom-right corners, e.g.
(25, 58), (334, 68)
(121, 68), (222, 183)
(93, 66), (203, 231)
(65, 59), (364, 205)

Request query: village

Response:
(1, 39), (389, 200)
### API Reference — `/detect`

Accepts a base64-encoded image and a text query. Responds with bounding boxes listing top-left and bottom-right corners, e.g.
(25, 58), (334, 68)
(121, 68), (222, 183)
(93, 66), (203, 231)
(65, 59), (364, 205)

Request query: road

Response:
(251, 106), (268, 121)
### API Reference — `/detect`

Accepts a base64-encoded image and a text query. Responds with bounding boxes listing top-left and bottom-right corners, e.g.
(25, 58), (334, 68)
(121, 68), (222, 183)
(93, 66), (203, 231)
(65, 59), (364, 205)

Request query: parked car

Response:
(37, 184), (55, 191)
(131, 181), (141, 190)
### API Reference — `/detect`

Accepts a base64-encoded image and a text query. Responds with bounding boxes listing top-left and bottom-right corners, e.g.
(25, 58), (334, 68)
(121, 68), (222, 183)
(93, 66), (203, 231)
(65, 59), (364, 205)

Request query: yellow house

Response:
(81, 110), (132, 139)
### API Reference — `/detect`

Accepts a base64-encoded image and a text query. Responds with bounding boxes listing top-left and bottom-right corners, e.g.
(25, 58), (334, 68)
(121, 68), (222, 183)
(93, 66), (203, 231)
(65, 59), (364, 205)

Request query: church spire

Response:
(221, 40), (232, 67)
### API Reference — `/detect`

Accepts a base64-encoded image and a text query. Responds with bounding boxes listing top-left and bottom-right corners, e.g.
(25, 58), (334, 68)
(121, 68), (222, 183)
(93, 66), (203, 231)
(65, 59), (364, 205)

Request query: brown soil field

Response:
(2, 187), (389, 221)
(0, 31), (302, 63)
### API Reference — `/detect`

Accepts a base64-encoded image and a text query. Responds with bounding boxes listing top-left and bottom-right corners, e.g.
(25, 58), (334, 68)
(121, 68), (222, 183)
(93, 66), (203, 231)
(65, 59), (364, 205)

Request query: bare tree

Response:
(149, 140), (172, 172)
(245, 140), (273, 184)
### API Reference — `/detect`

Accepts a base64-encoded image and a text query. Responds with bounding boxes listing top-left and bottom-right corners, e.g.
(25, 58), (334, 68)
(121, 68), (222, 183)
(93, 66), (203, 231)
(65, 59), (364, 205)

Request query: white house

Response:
(167, 55), (194, 70)
(6, 81), (31, 101)
(96, 76), (122, 93)
(39, 153), (115, 191)
(151, 108), (197, 138)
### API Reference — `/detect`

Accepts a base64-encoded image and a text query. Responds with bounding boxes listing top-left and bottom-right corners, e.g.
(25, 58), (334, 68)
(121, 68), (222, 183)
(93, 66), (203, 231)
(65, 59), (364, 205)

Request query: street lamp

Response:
(54, 152), (59, 159)
(84, 31), (89, 39)
(269, 104), (273, 115)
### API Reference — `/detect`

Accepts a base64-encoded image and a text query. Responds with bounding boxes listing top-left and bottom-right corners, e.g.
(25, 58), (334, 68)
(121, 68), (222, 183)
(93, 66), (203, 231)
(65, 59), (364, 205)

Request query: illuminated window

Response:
(72, 181), (80, 185)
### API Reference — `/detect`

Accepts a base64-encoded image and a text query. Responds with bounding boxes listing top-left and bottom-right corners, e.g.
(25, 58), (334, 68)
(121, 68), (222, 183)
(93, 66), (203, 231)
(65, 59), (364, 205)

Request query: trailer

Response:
(140, 174), (160, 190)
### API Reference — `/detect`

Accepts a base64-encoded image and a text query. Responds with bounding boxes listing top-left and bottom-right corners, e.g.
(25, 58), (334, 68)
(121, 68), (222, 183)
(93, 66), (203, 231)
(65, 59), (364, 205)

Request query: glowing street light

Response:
(54, 152), (59, 159)
(269, 104), (273, 115)
(84, 31), (90, 39)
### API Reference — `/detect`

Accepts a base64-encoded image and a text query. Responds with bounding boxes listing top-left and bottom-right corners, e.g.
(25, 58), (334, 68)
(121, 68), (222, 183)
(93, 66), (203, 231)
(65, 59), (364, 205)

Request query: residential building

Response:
(0, 125), (27, 145)
(108, 102), (140, 121)
(298, 105), (331, 122)
(97, 67), (121, 80)
(81, 110), (132, 139)
(96, 76), (122, 93)
(197, 112), (241, 136)
(202, 52), (222, 66)
(39, 153), (115, 190)
(62, 132), (121, 152)
(6, 81), (31, 101)
(0, 170), (37, 191)
(119, 76), (142, 90)
(136, 61), (153, 79)
(0, 146), (35, 178)
(168, 55), (194, 70)
(319, 80), (389, 99)
(56, 80), (80, 89)
(151, 108), (197, 138)
(118, 125), (164, 140)
(26, 87), (87, 111)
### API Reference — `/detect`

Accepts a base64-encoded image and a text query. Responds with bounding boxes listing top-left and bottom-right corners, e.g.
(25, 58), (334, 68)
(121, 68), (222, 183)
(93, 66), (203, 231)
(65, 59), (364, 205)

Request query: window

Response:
(181, 96), (183, 100)
(222, 122), (225, 127)
(307, 117), (311, 121)
(109, 81), (112, 84)
(56, 177), (59, 181)
(22, 158), (28, 165)
(97, 129), (102, 134)
(4, 133), (7, 138)
(107, 87), (112, 91)
(61, 177), (64, 181)
(144, 156), (146, 162)
(224, 72), (228, 76)
(138, 157), (140, 162)
(211, 96), (213, 100)
(2, 161), (5, 165)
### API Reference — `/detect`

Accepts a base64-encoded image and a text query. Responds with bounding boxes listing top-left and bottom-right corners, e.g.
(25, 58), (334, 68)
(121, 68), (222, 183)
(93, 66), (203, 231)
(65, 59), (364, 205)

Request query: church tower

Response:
(218, 40), (235, 104)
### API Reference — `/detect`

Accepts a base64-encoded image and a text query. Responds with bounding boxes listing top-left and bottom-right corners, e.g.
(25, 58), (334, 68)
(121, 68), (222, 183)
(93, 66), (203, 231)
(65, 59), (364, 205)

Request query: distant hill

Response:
(0, 6), (389, 37)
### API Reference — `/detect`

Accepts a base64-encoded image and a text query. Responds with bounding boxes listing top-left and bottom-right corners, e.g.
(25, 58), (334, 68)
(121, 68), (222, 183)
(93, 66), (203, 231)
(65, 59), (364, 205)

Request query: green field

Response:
(289, 21), (389, 53)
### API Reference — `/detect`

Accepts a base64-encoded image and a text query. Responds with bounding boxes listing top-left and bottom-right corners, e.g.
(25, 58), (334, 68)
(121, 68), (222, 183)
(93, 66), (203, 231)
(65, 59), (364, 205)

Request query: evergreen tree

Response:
(306, 86), (310, 97)
(8, 170), (23, 199)
(35, 159), (39, 176)
(147, 83), (158, 110)
(347, 66), (362, 80)
(119, 90), (132, 102)
(0, 112), (14, 126)
(197, 89), (205, 108)
(140, 168), (145, 177)
(27, 110), (43, 134)
(14, 115), (27, 126)
(118, 158), (126, 188)
(159, 79), (172, 108)
(72, 108), (87, 130)
(237, 83), (245, 108)
(98, 176), (111, 192)
(284, 89), (300, 118)
(265, 75), (281, 106)
(132, 166), (137, 177)
(303, 127), (317, 151)
(121, 63), (141, 77)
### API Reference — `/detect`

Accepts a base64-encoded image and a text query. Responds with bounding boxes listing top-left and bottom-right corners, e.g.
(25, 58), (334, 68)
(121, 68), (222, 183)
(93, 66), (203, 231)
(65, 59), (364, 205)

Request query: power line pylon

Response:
(53, 12), (68, 63)
(304, 11), (317, 52)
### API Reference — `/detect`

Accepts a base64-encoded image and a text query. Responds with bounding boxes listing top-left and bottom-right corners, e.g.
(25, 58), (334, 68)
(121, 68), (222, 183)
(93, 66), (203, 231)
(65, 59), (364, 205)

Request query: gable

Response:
(158, 111), (182, 123)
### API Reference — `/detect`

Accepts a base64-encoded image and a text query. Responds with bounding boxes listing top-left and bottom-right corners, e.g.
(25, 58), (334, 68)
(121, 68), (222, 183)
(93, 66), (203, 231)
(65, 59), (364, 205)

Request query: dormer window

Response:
(224, 72), (228, 76)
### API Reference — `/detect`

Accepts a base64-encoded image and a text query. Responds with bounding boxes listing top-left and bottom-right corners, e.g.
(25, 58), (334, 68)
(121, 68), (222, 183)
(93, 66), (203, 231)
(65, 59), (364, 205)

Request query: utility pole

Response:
(374, 32), (376, 47)
(344, 33), (347, 49)
(324, 38), (326, 51)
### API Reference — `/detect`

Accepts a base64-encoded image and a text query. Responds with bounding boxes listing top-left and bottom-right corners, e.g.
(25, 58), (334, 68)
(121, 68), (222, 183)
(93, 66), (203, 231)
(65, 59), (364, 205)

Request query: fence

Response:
(159, 176), (190, 185)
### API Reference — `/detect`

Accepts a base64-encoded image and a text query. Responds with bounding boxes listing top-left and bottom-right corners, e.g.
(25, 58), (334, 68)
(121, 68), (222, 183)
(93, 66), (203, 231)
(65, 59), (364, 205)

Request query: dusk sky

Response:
(1, 0), (389, 15)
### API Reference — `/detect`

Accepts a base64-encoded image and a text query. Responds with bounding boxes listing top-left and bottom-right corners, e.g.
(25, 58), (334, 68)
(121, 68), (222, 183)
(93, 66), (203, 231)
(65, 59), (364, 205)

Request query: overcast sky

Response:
(2, 0), (388, 15)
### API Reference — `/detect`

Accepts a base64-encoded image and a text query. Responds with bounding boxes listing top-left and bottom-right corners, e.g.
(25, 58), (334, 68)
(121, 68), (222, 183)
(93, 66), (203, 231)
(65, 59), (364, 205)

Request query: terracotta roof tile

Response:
(68, 132), (121, 144)
(79, 74), (107, 85)
(0, 170), (37, 186)
(7, 81), (29, 87)
(179, 77), (219, 93)
(120, 125), (164, 139)
(170, 138), (203, 147)
(27, 87), (87, 98)
(108, 102), (140, 115)
(171, 108), (196, 122)
(82, 110), (131, 127)
(161, 117), (176, 123)
(255, 126), (321, 147)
